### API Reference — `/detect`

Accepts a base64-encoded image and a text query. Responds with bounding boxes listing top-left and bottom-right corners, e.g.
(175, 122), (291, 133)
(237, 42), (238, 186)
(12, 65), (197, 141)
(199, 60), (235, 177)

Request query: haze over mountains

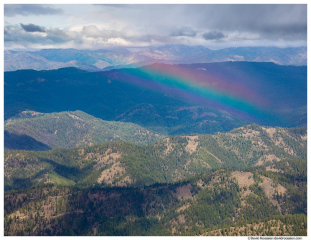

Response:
(4, 45), (307, 72)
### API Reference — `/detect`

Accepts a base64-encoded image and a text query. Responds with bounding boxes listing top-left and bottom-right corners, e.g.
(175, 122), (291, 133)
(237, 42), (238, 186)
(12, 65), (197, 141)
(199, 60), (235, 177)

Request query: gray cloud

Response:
(4, 4), (63, 17)
(203, 31), (225, 40)
(191, 4), (307, 41)
(171, 26), (196, 37)
(21, 23), (46, 33)
(3, 4), (307, 49)
(4, 26), (68, 46)
(99, 4), (306, 41)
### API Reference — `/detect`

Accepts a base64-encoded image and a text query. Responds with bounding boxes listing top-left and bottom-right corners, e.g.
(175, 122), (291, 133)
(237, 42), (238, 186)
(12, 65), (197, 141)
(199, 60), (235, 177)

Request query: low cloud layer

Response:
(4, 4), (307, 50)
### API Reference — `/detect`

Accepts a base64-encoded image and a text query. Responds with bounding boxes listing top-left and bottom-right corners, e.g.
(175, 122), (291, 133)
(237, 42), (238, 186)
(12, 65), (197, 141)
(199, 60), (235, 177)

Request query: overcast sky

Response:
(4, 4), (307, 50)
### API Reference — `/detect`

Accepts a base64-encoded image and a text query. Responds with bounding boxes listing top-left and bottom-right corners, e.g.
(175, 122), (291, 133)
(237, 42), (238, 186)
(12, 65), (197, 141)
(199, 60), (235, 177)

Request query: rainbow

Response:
(110, 63), (275, 122)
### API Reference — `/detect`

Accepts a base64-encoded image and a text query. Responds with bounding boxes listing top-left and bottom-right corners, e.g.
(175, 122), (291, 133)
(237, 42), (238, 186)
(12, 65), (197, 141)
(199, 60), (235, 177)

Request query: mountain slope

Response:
(4, 131), (51, 151)
(4, 124), (306, 190)
(4, 110), (166, 150)
(4, 159), (307, 236)
(4, 62), (307, 134)
(4, 124), (307, 236)
(4, 51), (100, 72)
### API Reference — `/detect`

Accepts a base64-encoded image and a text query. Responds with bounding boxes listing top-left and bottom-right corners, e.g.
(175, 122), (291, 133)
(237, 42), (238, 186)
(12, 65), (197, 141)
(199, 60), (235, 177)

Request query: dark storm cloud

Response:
(20, 23), (46, 33)
(4, 4), (63, 17)
(203, 31), (225, 40)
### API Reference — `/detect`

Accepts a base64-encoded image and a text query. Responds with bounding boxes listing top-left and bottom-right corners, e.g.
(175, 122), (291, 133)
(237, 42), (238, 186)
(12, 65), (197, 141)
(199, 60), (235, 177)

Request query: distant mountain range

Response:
(4, 45), (307, 72)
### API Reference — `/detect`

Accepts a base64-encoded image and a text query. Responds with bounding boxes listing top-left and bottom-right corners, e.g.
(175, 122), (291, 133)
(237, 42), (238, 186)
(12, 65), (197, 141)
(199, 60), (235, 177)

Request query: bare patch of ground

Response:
(176, 184), (192, 200)
(176, 203), (190, 213)
(231, 171), (254, 188)
(259, 176), (287, 212)
(196, 179), (205, 188)
(97, 162), (126, 185)
(67, 113), (84, 121)
(265, 127), (276, 139)
(178, 214), (186, 224)
(163, 138), (174, 155)
(9, 210), (27, 220)
(231, 171), (254, 198)
(115, 175), (133, 187)
(90, 148), (122, 170)
(185, 136), (199, 154)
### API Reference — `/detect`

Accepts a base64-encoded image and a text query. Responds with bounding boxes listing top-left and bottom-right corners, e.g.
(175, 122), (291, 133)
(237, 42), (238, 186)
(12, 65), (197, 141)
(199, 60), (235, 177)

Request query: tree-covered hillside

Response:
(4, 124), (307, 236)
(4, 110), (166, 150)
(5, 62), (306, 135)
(4, 159), (307, 236)
(4, 124), (306, 190)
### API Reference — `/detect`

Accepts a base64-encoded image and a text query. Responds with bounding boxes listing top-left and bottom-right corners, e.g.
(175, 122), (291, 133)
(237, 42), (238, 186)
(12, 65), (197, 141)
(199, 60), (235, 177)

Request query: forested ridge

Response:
(4, 110), (166, 150)
(4, 124), (307, 236)
(4, 124), (306, 190)
(5, 63), (307, 134)
(4, 158), (307, 236)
